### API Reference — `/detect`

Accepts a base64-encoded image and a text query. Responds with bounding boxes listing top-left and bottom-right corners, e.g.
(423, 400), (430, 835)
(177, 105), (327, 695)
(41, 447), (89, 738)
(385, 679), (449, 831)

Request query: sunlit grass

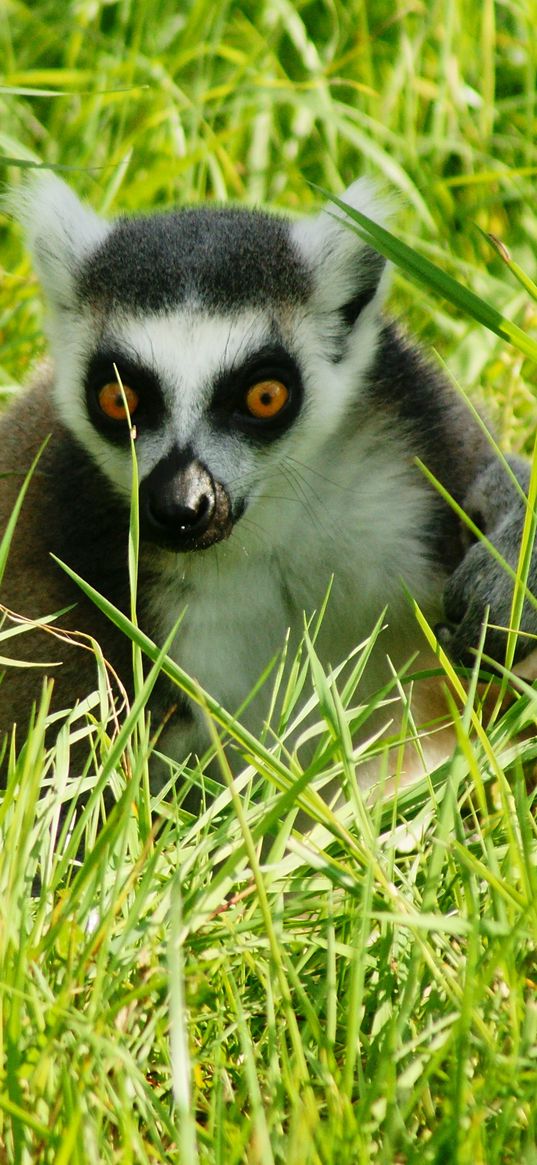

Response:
(1, 1), (537, 1161)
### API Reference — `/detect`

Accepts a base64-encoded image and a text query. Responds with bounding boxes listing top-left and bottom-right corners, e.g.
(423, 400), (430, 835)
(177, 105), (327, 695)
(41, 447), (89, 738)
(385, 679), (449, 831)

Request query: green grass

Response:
(2, 1), (537, 1161)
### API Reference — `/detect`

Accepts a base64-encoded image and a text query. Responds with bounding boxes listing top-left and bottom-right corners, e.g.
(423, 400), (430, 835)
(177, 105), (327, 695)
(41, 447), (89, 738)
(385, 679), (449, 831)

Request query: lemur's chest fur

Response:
(142, 413), (445, 762)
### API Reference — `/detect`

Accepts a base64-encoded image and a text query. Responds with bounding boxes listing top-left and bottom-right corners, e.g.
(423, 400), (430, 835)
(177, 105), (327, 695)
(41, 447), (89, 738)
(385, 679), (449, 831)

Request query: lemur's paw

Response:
(440, 536), (537, 668)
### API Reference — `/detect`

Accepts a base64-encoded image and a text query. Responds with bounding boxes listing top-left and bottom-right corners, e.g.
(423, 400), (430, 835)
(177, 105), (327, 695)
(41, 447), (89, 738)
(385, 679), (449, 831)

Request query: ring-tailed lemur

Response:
(1, 174), (535, 781)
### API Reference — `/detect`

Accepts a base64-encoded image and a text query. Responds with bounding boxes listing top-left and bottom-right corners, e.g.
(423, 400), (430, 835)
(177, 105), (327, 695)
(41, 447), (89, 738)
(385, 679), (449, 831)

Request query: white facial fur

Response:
(47, 307), (277, 496)
(48, 294), (386, 498)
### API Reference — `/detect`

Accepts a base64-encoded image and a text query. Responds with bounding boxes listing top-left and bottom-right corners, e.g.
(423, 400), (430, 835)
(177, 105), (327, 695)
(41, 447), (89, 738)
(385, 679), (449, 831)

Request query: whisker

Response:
(280, 461), (337, 542)
(282, 459), (351, 544)
(287, 455), (357, 494)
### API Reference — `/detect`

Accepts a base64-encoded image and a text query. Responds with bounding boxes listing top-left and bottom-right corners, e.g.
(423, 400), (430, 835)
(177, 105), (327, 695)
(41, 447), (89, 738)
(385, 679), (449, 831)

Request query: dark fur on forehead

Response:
(78, 207), (312, 313)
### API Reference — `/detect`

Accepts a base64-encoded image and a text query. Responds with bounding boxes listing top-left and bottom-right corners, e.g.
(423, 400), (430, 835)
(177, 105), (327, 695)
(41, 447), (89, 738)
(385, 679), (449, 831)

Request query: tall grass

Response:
(1, 2), (537, 1161)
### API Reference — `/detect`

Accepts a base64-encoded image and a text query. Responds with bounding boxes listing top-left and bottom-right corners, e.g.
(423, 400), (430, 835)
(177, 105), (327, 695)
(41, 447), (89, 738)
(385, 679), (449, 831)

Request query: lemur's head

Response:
(18, 175), (388, 553)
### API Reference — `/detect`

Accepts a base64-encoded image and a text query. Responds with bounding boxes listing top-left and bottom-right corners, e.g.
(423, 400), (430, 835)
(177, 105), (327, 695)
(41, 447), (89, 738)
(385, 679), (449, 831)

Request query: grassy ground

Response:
(1, 1), (537, 1161)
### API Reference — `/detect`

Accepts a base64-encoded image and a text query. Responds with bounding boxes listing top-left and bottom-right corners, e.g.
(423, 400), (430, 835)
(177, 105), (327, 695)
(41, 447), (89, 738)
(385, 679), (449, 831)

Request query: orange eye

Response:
(245, 379), (289, 420)
(98, 382), (139, 421)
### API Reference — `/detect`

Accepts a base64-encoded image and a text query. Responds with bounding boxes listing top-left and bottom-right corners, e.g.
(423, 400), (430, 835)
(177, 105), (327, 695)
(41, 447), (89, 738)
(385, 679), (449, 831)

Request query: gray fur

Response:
(438, 457), (537, 663)
(78, 208), (312, 313)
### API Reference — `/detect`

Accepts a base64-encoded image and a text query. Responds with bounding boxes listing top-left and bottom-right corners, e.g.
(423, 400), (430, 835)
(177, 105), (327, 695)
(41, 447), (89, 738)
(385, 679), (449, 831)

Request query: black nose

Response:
(147, 480), (214, 536)
(140, 452), (217, 546)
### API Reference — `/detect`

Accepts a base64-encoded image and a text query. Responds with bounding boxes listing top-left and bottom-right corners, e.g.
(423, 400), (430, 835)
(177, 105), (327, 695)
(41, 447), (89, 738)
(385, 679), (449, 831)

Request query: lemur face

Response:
(18, 177), (388, 554)
(81, 305), (306, 552)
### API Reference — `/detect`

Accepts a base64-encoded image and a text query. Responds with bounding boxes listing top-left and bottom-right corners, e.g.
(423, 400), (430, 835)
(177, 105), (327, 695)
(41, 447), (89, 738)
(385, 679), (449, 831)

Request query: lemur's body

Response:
(1, 177), (534, 777)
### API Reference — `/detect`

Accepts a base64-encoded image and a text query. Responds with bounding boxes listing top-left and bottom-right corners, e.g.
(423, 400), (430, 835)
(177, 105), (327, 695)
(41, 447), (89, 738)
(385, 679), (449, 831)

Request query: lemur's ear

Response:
(8, 173), (110, 310)
(291, 179), (390, 329)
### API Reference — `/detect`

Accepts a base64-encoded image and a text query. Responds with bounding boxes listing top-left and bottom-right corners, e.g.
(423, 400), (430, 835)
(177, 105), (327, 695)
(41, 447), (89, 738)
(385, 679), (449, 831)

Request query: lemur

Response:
(1, 174), (536, 783)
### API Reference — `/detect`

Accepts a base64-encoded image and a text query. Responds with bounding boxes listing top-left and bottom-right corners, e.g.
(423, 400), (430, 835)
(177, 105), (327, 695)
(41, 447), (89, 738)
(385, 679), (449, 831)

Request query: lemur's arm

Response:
(437, 456), (537, 665)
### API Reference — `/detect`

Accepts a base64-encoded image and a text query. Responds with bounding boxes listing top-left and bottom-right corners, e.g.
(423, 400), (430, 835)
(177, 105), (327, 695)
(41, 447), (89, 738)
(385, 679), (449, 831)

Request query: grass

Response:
(1, 0), (537, 1161)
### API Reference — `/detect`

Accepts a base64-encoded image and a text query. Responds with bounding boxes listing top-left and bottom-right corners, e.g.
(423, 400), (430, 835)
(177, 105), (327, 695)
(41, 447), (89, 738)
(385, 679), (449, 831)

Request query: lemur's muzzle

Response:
(139, 448), (233, 552)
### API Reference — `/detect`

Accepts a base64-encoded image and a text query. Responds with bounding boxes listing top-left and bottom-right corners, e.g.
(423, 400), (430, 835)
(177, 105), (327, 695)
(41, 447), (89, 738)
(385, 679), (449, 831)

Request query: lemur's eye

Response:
(98, 382), (139, 421)
(245, 380), (289, 420)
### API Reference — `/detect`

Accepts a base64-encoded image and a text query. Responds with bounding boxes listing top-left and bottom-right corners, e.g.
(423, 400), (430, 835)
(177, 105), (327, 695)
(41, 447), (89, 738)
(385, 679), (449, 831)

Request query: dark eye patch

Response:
(85, 346), (165, 441)
(211, 343), (303, 440)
